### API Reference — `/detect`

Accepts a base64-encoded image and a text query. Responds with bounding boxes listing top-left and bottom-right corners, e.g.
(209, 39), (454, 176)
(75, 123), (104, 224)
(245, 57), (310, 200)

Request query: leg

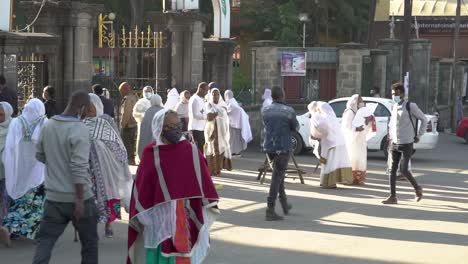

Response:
(121, 128), (133, 164)
(383, 144), (401, 204)
(128, 127), (137, 164)
(74, 199), (99, 264)
(32, 201), (69, 264)
(399, 144), (423, 201)
(266, 153), (288, 220)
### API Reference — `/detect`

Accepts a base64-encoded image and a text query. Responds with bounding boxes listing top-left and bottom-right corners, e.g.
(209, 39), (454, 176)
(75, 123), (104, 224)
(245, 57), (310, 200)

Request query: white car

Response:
(293, 97), (439, 157)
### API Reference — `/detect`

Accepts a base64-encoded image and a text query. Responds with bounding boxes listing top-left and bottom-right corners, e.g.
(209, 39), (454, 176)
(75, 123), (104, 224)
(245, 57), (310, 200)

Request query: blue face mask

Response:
(392, 95), (401, 103)
(144, 92), (153, 100)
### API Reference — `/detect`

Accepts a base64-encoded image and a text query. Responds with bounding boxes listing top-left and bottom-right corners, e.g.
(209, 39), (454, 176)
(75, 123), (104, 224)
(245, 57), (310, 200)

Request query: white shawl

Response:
(164, 88), (179, 110)
(205, 89), (231, 159)
(262, 89), (272, 109)
(4, 99), (47, 199)
(224, 90), (252, 146)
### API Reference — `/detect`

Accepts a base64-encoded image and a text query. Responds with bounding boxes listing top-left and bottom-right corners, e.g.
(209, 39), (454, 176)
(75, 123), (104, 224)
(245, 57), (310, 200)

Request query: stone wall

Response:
(429, 58), (440, 113)
(371, 49), (388, 94)
(409, 39), (431, 112)
(378, 39), (403, 97)
(336, 43), (370, 97)
(250, 41), (281, 102)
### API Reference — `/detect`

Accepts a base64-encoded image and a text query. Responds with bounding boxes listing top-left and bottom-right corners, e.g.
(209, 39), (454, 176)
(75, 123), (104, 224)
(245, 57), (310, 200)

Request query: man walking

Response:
(93, 84), (115, 118)
(382, 83), (426, 205)
(262, 86), (298, 221)
(188, 82), (211, 152)
(32, 91), (98, 264)
(0, 75), (18, 116)
(119, 82), (139, 165)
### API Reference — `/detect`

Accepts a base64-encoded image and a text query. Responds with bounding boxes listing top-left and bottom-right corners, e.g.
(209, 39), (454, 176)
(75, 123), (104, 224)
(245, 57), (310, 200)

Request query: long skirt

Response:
(205, 123), (232, 175)
(229, 127), (245, 155)
(2, 185), (45, 239)
(0, 179), (10, 223)
(320, 145), (353, 187)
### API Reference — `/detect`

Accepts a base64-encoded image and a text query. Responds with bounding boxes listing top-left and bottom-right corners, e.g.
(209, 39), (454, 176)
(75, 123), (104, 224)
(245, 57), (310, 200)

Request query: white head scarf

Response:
(207, 88), (228, 111)
(308, 101), (319, 113)
(4, 99), (46, 199)
(165, 88), (179, 110)
(180, 90), (190, 104)
(205, 88), (231, 159)
(0, 102), (13, 149)
(151, 93), (163, 107)
(346, 94), (360, 113)
(262, 88), (273, 109)
(317, 102), (345, 147)
(22, 98), (45, 123)
(89, 93), (104, 117)
(151, 108), (170, 145)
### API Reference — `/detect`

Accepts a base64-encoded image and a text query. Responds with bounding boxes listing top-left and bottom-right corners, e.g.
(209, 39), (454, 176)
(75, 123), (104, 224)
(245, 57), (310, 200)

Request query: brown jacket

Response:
(120, 92), (138, 129)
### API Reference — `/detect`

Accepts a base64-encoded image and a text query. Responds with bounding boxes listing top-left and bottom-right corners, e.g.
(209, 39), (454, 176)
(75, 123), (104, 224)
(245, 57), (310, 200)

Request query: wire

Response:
(17, 0), (47, 32)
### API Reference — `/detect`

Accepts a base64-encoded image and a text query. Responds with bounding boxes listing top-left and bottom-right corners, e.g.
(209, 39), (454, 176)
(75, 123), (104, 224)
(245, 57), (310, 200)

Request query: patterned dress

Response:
(2, 185), (45, 239)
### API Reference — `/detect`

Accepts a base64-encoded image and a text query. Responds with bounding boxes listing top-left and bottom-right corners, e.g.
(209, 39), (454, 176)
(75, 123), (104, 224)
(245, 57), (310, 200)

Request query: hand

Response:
(310, 135), (319, 141)
(74, 199), (85, 222)
(356, 126), (365, 132)
(207, 112), (217, 121)
(414, 137), (420, 143)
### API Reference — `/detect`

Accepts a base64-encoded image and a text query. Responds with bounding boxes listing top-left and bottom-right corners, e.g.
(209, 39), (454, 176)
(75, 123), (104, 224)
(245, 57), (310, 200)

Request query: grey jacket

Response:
(36, 115), (93, 202)
(389, 101), (428, 145)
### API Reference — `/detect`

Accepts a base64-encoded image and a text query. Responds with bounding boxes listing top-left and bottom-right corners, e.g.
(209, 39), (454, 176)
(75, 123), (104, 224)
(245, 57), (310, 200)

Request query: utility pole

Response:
(402, 0), (412, 80)
(450, 0), (462, 132)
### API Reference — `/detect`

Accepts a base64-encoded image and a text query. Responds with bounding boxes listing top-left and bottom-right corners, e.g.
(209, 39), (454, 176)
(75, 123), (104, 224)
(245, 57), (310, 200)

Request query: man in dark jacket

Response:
(43, 85), (58, 118)
(92, 84), (115, 118)
(262, 86), (299, 221)
(0, 75), (18, 116)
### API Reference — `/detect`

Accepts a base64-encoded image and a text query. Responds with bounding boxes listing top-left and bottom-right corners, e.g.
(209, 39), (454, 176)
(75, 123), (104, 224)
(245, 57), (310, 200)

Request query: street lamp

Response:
(299, 13), (310, 48)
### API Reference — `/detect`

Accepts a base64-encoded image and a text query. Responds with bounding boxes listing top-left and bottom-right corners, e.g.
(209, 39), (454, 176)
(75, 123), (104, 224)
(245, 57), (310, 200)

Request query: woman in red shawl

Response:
(127, 109), (220, 264)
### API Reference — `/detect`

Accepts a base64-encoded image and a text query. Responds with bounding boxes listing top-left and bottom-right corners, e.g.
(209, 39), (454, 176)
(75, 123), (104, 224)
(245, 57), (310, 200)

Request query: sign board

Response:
(176, 0), (199, 10)
(416, 20), (468, 35)
(0, 0), (12, 31)
(212, 0), (230, 38)
(281, 52), (306, 77)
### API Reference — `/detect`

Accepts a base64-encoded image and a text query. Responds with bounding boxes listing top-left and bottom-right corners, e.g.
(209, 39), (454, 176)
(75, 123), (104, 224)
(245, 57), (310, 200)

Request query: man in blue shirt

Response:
(262, 86), (299, 221)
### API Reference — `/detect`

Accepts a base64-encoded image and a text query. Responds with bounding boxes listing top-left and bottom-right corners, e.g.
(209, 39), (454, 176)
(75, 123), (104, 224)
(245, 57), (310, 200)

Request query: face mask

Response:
(392, 95), (401, 103)
(144, 92), (153, 100)
(162, 127), (183, 144)
(358, 102), (365, 108)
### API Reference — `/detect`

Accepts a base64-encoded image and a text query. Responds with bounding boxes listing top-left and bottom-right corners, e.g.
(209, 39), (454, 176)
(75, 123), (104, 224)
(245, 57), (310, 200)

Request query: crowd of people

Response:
(261, 84), (427, 220)
(0, 75), (253, 263)
(0, 73), (429, 262)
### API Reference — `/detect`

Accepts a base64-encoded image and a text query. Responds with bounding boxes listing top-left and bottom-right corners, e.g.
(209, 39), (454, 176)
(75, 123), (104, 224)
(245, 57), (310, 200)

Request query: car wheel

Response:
(291, 132), (304, 155)
(464, 131), (468, 143)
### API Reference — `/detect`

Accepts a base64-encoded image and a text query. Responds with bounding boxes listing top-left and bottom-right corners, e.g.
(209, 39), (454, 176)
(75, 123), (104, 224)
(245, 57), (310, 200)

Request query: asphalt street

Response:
(1, 133), (467, 264)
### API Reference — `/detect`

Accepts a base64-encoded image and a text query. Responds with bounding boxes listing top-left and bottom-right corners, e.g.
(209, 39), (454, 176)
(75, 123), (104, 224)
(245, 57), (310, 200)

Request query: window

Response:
(329, 101), (347, 118)
(366, 102), (391, 117)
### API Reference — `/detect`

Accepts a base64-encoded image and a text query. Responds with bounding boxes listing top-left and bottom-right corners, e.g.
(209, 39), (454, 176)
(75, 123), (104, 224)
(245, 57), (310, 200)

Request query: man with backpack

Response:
(382, 83), (427, 205)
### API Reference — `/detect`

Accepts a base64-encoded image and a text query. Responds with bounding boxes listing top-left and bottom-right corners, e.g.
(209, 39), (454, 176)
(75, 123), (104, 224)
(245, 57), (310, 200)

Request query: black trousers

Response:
(389, 143), (420, 197)
(267, 152), (290, 208)
(191, 130), (205, 154)
(32, 199), (98, 264)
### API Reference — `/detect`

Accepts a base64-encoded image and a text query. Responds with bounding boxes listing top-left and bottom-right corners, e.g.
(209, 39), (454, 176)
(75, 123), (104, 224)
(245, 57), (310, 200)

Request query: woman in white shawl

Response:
(174, 90), (191, 131)
(133, 86), (154, 157)
(310, 102), (353, 188)
(205, 88), (232, 176)
(0, 102), (13, 247)
(262, 88), (273, 109)
(224, 90), (252, 155)
(164, 88), (179, 110)
(341, 95), (375, 185)
(2, 99), (47, 240)
(84, 93), (132, 238)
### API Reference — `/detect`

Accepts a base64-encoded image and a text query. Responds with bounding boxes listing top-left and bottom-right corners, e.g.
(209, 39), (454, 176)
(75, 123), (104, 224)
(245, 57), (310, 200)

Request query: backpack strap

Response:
(406, 101), (419, 139)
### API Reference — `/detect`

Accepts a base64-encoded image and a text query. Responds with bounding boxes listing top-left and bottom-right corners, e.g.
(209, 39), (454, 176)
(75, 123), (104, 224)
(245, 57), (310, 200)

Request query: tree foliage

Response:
(241, 0), (372, 46)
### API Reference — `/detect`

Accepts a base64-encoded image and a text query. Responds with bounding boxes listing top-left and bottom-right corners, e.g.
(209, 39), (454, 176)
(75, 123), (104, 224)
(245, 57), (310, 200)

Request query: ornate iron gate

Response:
(17, 54), (47, 109)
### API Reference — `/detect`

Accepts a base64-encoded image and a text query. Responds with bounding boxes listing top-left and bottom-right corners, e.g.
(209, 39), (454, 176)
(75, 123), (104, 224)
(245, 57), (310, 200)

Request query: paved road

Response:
(1, 134), (467, 264)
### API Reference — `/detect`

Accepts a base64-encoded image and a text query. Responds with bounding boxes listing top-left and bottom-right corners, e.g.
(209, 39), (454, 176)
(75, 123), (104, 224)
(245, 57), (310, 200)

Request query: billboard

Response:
(281, 52), (306, 76)
(212, 0), (230, 38)
(0, 0), (12, 31)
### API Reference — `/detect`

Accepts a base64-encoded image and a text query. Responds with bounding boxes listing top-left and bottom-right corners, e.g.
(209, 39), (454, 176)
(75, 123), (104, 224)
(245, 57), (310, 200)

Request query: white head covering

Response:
(151, 108), (170, 145)
(317, 102), (345, 147)
(150, 93), (163, 107)
(180, 90), (190, 104)
(224, 90), (252, 146)
(22, 98), (45, 123)
(89, 93), (104, 117)
(262, 88), (273, 109)
(4, 99), (47, 199)
(0, 102), (13, 149)
(346, 94), (360, 113)
(207, 88), (228, 110)
(308, 101), (319, 113)
(205, 88), (232, 159)
(165, 88), (179, 110)
(143, 86), (153, 92)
